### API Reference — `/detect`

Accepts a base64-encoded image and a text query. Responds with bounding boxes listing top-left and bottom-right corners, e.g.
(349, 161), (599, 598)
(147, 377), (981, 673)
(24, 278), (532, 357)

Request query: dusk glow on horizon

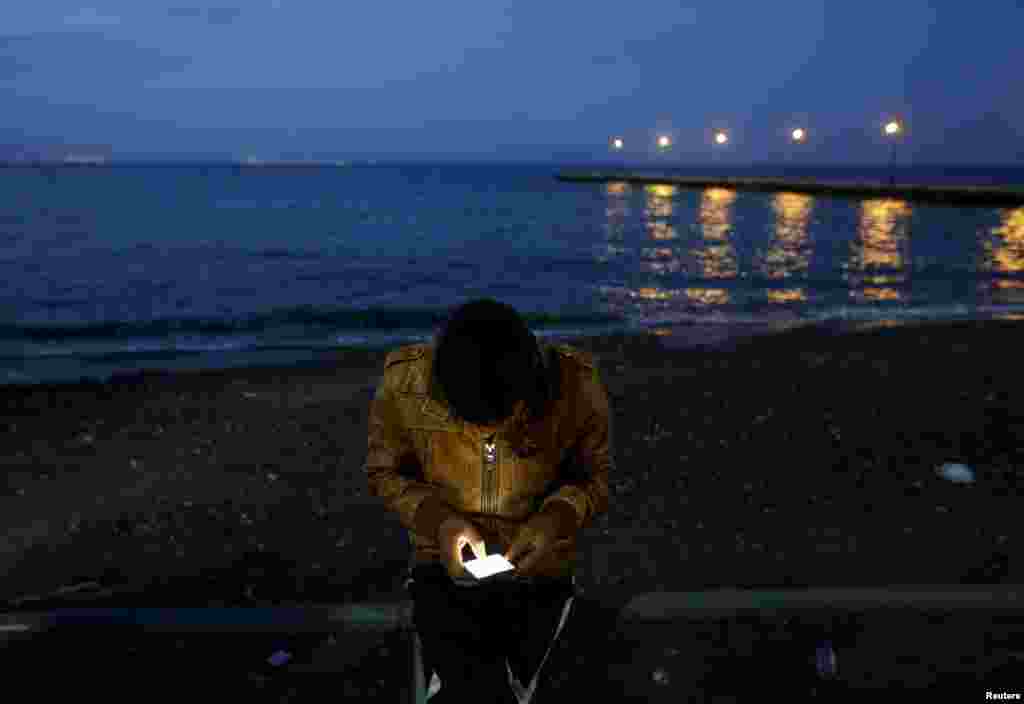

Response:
(1, 3), (1021, 162)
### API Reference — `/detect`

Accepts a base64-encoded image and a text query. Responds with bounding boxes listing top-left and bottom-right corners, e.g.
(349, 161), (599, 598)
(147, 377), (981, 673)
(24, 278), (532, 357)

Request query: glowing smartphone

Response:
(463, 553), (517, 581)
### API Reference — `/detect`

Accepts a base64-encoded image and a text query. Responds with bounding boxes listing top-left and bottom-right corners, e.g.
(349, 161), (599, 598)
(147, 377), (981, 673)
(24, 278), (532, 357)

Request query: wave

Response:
(632, 302), (1024, 328)
(3, 303), (1022, 386)
(6, 301), (1019, 361)
(0, 304), (631, 344)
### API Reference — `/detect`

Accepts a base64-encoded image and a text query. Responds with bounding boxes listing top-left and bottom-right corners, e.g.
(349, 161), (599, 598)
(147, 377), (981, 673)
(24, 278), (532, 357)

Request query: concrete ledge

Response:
(4, 586), (1023, 639)
(556, 171), (1024, 207)
(619, 585), (1024, 623)
(1, 601), (416, 638)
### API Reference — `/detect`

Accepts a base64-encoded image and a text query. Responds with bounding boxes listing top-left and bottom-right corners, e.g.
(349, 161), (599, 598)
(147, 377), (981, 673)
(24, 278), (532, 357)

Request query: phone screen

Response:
(463, 553), (516, 580)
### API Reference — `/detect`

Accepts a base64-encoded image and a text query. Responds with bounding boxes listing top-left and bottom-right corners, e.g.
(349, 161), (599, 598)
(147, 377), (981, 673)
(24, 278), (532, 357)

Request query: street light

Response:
(883, 119), (904, 184)
(610, 137), (624, 150)
(714, 131), (729, 145)
(791, 127), (806, 142)
(657, 135), (672, 149)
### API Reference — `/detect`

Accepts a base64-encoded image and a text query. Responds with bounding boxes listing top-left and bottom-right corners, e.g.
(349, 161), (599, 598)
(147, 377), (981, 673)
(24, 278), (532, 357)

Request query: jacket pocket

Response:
(407, 425), (459, 484)
(498, 449), (561, 520)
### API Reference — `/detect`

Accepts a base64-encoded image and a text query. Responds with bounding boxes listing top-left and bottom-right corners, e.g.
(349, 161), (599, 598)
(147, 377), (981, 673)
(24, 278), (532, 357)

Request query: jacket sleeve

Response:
(539, 358), (613, 536)
(364, 371), (458, 541)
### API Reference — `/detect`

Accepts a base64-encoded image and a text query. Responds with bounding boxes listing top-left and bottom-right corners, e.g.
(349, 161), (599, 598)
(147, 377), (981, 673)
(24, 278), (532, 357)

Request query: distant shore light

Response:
(714, 131), (728, 145)
(657, 135), (671, 148)
(791, 128), (806, 142)
(884, 120), (902, 136)
(612, 137), (624, 150)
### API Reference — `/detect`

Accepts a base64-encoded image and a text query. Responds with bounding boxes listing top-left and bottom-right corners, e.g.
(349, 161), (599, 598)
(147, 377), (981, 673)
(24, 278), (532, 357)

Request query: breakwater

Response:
(556, 171), (1024, 207)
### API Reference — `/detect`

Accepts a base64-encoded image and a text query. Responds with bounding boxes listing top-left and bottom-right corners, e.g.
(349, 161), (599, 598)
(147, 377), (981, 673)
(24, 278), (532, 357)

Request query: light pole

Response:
(883, 119), (903, 186)
(610, 136), (624, 167)
(788, 127), (806, 170)
(655, 135), (672, 171)
(711, 129), (728, 167)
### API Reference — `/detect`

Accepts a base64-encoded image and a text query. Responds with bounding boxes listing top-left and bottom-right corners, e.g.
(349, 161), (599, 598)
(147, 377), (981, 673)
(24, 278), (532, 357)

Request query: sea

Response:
(1, 162), (1022, 386)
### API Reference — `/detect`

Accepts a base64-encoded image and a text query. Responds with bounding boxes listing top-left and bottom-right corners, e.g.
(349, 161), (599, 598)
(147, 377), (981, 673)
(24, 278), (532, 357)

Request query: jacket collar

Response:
(422, 355), (453, 423)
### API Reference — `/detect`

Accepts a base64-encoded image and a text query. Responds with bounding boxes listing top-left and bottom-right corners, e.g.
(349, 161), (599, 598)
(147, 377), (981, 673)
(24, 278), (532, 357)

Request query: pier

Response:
(557, 170), (1024, 207)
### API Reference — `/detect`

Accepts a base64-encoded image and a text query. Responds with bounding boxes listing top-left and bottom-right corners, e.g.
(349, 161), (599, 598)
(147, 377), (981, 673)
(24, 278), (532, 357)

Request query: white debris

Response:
(936, 463), (975, 484)
(815, 641), (837, 678)
(267, 650), (292, 667)
(652, 668), (670, 685)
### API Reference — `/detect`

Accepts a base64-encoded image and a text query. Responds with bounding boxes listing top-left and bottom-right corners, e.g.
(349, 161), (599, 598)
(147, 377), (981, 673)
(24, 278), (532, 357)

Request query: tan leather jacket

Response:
(364, 340), (613, 581)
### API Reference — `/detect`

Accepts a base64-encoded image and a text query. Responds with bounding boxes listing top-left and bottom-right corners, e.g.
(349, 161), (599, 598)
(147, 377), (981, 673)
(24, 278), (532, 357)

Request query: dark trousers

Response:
(406, 563), (576, 704)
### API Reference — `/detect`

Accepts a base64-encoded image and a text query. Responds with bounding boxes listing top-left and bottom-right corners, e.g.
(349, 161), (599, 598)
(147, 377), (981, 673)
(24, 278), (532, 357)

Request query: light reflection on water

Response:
(980, 207), (1024, 305)
(846, 199), (912, 302)
(762, 192), (813, 303)
(595, 181), (1024, 333)
(598, 182), (630, 263)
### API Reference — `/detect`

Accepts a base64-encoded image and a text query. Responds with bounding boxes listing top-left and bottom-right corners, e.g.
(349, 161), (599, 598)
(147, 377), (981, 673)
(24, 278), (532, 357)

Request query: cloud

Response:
(167, 6), (243, 25)
(0, 32), (193, 82)
(63, 7), (123, 27)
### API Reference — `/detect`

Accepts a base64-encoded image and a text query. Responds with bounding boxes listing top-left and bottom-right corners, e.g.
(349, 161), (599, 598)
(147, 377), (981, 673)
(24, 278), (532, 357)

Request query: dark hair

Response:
(433, 298), (548, 426)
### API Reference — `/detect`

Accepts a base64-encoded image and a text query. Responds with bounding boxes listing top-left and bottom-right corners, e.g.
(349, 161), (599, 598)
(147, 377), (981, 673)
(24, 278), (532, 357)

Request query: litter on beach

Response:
(267, 650), (292, 667)
(935, 463), (975, 484)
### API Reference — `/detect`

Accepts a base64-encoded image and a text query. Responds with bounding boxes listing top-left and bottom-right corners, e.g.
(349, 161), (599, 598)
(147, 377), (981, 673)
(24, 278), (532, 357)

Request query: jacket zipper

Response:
(482, 433), (497, 515)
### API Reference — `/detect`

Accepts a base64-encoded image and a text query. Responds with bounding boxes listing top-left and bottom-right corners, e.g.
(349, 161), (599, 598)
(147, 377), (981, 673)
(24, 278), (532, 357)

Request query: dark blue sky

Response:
(2, 1), (1022, 163)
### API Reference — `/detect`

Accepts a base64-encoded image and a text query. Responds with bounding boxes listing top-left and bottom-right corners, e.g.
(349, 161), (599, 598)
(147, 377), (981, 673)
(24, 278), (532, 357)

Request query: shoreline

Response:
(1, 318), (1022, 613)
(557, 170), (1024, 206)
(3, 316), (1016, 392)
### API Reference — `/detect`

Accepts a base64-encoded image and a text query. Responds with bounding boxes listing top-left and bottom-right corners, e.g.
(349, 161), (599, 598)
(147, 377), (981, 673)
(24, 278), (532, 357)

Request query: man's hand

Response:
(438, 516), (487, 581)
(504, 504), (575, 577)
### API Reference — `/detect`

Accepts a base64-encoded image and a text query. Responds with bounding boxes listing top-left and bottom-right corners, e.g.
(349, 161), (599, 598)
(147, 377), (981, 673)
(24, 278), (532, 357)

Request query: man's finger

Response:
(507, 541), (535, 567)
(471, 539), (487, 561)
(516, 550), (538, 575)
(506, 536), (532, 564)
(456, 536), (470, 562)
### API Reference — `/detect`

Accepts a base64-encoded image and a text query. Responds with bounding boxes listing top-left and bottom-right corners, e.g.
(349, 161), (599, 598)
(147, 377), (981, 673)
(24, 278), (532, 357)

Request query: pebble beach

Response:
(2, 319), (1022, 699)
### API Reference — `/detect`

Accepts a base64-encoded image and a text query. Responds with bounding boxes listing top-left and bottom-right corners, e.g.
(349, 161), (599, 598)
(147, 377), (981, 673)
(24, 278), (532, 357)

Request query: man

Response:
(364, 298), (614, 703)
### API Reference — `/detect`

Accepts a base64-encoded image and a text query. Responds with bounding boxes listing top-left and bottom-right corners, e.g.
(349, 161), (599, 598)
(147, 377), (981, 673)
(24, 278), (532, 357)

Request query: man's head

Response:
(433, 298), (546, 427)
